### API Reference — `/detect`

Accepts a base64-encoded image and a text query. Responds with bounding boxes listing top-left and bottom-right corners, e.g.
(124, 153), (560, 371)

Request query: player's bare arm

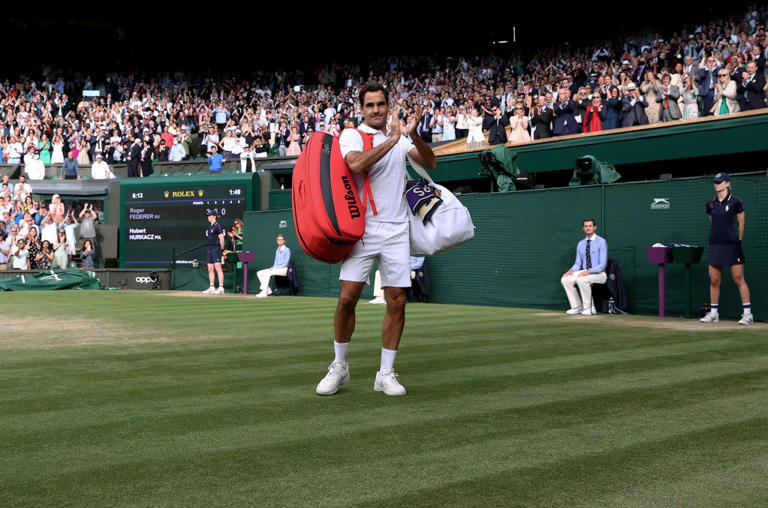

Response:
(407, 105), (436, 170)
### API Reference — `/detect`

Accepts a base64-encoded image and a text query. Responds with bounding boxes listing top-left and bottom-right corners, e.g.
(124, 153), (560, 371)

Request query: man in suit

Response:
(621, 83), (649, 127)
(486, 106), (509, 145)
(683, 55), (699, 79)
(631, 58), (649, 84)
(417, 108), (433, 143)
(696, 56), (721, 115)
(657, 74), (682, 122)
(553, 88), (579, 136)
(126, 137), (142, 178)
(530, 96), (553, 139)
(737, 61), (767, 110)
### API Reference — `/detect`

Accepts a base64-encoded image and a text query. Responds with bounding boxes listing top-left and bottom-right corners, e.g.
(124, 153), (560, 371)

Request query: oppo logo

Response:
(135, 276), (158, 284)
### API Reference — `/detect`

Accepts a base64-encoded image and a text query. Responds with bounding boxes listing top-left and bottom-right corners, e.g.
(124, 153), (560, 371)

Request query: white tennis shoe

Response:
(700, 311), (719, 323)
(202, 286), (215, 294)
(565, 307), (583, 314)
(374, 368), (406, 396)
(738, 313), (754, 326)
(369, 297), (386, 305)
(215, 287), (225, 294)
(316, 362), (350, 395)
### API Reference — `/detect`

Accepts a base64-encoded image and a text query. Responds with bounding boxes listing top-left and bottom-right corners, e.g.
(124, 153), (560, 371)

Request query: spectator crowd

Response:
(0, 179), (99, 270)
(0, 4), (766, 178)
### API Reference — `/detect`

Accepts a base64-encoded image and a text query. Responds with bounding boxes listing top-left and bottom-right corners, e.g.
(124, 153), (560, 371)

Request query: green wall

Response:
(243, 174), (766, 320)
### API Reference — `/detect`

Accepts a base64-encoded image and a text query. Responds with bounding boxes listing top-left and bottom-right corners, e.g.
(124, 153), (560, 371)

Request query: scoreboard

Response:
(119, 175), (257, 267)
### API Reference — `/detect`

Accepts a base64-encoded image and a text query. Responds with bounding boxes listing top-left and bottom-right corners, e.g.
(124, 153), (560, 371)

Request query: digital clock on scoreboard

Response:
(121, 183), (247, 267)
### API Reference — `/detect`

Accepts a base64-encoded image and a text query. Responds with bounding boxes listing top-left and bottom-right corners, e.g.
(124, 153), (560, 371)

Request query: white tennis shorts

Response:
(339, 220), (411, 288)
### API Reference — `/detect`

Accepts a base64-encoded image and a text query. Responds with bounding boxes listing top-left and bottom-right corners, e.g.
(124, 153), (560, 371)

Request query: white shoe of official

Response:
(369, 297), (386, 305)
(316, 362), (350, 395)
(256, 290), (268, 298)
(267, 287), (273, 295)
(566, 307), (583, 315)
(738, 313), (754, 326)
(700, 311), (719, 323)
(215, 287), (225, 295)
(374, 368), (406, 396)
(581, 306), (597, 316)
(202, 286), (215, 294)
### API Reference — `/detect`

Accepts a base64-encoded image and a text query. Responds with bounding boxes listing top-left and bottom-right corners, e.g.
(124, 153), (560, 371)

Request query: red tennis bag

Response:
(292, 130), (374, 263)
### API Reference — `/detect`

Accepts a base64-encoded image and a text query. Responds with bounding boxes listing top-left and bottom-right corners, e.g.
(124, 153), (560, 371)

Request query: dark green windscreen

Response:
(243, 174), (766, 320)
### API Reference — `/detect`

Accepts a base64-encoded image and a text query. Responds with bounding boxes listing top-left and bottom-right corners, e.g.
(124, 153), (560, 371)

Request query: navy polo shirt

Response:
(206, 221), (224, 247)
(706, 193), (744, 244)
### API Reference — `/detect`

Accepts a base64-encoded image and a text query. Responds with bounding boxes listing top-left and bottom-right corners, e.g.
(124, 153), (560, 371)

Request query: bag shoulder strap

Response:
(353, 129), (378, 216)
(406, 153), (433, 184)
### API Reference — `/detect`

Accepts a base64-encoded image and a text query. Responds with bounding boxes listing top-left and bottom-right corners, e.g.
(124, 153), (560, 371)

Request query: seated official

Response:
(256, 234), (291, 298)
(560, 218), (608, 315)
(369, 256), (425, 304)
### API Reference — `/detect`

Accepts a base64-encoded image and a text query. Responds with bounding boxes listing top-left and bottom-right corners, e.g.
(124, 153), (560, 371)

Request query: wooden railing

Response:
(431, 108), (768, 157)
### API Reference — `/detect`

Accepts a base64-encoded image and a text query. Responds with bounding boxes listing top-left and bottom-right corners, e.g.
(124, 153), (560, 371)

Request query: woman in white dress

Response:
(465, 108), (485, 149)
(455, 105), (469, 139)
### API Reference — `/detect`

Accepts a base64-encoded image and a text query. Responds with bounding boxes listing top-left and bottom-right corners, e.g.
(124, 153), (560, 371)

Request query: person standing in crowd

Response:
(582, 95), (606, 132)
(207, 145), (225, 174)
(169, 137), (187, 161)
(700, 172), (753, 326)
(139, 137), (154, 177)
(59, 151), (80, 180)
(530, 95), (553, 139)
(465, 108), (485, 149)
(697, 56), (721, 115)
(640, 70), (661, 123)
(553, 88), (579, 136)
(737, 60), (766, 111)
(38, 134), (52, 165)
(657, 74), (682, 122)
(126, 138), (142, 178)
(713, 68), (740, 116)
(455, 105), (469, 139)
(604, 86), (622, 129)
(51, 134), (65, 164)
(508, 105), (530, 143)
(91, 154), (115, 179)
(78, 203), (98, 253)
(202, 210), (225, 295)
(485, 105), (509, 145)
(621, 83), (650, 126)
(682, 76), (700, 119)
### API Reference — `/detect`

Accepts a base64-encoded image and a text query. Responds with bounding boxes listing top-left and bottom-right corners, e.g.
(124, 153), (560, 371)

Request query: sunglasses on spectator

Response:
(718, 73), (728, 76)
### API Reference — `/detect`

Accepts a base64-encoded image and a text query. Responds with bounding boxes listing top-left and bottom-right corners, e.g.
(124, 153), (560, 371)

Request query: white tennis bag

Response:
(406, 154), (475, 256)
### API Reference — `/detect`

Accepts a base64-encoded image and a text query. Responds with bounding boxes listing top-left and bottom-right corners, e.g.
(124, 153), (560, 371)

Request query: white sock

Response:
(380, 348), (397, 371)
(334, 340), (349, 364)
(710, 304), (719, 315)
(743, 303), (752, 315)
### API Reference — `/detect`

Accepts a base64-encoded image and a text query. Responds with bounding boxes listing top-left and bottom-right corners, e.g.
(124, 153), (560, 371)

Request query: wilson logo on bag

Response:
(292, 130), (374, 263)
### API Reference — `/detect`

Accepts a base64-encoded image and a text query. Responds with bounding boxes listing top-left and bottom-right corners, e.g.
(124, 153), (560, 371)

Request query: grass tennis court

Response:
(2, 291), (767, 506)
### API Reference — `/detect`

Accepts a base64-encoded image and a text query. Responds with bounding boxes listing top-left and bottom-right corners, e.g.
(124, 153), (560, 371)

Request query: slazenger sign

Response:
(651, 198), (670, 210)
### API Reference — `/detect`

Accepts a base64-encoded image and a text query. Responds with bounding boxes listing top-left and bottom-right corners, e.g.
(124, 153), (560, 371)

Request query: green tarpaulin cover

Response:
(0, 270), (104, 291)
(569, 155), (621, 186)
(482, 145), (521, 192)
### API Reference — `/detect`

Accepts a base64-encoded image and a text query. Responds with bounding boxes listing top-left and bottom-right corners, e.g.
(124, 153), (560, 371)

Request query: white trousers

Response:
(257, 267), (288, 291)
(561, 272), (607, 310)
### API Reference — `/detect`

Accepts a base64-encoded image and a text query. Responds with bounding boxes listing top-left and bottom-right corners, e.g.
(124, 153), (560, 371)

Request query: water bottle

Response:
(608, 297), (616, 314)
